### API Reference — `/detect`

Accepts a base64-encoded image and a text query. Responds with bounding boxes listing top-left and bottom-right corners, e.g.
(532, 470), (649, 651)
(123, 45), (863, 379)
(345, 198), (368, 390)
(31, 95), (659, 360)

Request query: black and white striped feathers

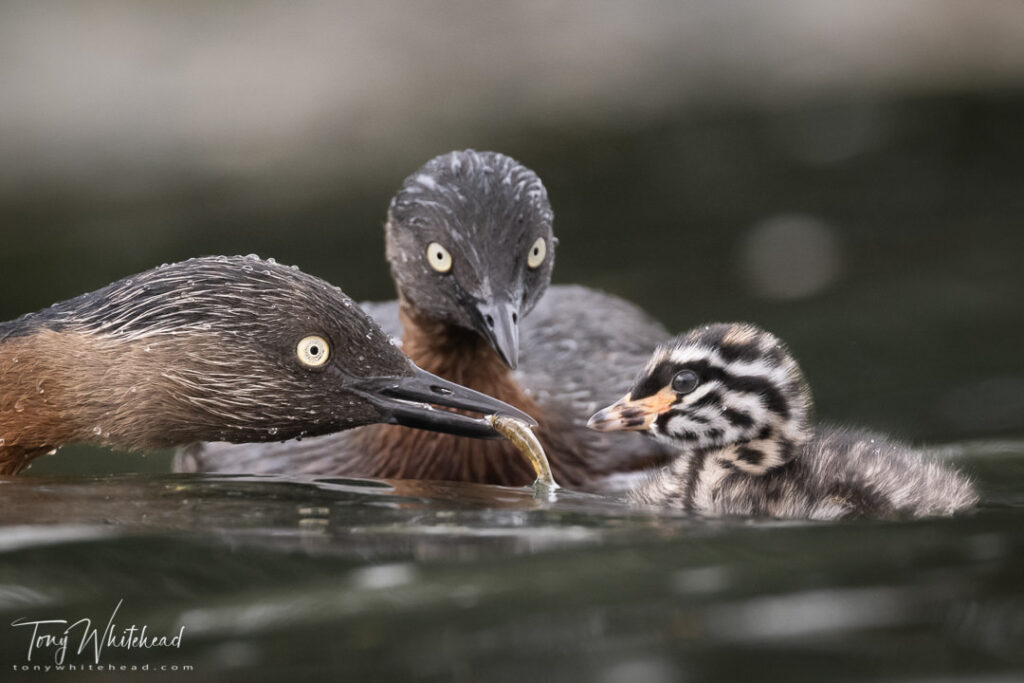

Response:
(589, 323), (978, 519)
(633, 323), (810, 475)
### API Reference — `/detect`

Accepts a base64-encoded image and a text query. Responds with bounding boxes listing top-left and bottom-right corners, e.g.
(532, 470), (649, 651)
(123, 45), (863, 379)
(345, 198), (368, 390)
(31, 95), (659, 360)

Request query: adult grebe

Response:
(178, 151), (671, 488)
(0, 255), (533, 475)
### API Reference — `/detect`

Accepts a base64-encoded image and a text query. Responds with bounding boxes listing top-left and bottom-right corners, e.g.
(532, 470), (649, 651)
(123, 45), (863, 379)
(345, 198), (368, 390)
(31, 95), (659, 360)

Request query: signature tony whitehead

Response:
(10, 600), (185, 665)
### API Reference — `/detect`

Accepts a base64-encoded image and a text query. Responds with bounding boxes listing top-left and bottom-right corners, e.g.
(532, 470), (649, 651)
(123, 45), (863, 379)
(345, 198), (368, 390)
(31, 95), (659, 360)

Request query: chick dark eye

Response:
(671, 370), (699, 394)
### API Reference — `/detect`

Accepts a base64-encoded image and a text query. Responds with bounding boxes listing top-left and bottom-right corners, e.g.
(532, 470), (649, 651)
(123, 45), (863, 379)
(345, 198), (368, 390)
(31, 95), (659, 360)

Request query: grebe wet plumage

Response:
(588, 323), (978, 519)
(179, 151), (672, 488)
(0, 256), (533, 475)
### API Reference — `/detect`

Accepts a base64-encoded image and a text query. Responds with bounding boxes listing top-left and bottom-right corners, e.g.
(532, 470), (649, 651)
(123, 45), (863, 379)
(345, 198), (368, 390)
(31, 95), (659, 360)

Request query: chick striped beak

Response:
(586, 387), (677, 432)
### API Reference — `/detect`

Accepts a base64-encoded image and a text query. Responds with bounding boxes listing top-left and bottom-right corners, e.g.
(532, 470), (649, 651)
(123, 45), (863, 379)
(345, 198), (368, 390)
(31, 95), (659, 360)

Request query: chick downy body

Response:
(588, 323), (977, 519)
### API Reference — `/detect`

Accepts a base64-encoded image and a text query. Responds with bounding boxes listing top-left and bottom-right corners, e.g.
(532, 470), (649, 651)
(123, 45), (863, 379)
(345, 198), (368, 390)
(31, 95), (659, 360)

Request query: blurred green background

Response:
(1, 1), (1022, 474)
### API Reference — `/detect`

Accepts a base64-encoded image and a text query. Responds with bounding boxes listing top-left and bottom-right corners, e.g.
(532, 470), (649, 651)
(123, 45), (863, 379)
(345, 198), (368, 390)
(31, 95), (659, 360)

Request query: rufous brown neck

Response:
(347, 304), (596, 487)
(397, 307), (526, 397)
(0, 329), (133, 474)
(0, 328), (206, 475)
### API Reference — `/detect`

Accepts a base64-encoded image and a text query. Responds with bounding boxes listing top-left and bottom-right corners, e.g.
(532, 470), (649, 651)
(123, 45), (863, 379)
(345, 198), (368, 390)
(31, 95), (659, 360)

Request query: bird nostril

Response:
(430, 385), (454, 396)
(485, 314), (495, 328)
(512, 312), (518, 324)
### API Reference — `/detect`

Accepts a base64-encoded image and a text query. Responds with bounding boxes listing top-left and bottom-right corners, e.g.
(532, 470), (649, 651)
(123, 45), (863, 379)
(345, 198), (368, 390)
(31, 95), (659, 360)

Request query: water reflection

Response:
(0, 442), (1021, 680)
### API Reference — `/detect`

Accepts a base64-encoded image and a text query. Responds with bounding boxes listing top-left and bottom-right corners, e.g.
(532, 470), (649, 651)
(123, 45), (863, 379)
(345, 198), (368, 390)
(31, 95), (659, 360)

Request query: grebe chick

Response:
(0, 256), (533, 475)
(181, 151), (671, 488)
(588, 323), (978, 519)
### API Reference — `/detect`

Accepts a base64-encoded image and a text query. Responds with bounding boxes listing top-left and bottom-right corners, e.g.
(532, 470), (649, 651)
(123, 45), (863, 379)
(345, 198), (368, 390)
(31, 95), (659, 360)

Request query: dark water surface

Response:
(1, 442), (1021, 681)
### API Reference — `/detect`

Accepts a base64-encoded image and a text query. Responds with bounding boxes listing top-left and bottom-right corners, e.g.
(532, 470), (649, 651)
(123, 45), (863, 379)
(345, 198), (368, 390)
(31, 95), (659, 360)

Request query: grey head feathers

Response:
(14, 255), (397, 374)
(0, 255), (530, 468)
(385, 149), (555, 367)
(0, 256), (413, 448)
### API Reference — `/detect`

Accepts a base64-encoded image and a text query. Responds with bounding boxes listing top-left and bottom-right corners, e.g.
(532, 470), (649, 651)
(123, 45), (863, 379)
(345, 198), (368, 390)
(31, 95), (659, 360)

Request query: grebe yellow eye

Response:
(297, 335), (330, 367)
(427, 242), (452, 273)
(527, 237), (546, 269)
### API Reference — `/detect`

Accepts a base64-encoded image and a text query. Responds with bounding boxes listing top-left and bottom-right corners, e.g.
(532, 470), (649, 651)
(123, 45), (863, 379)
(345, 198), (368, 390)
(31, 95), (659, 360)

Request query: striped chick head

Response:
(588, 323), (812, 471)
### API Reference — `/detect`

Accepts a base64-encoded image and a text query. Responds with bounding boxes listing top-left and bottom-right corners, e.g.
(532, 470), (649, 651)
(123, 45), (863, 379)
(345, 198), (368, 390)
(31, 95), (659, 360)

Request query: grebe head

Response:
(0, 256), (533, 459)
(385, 150), (555, 369)
(588, 323), (812, 473)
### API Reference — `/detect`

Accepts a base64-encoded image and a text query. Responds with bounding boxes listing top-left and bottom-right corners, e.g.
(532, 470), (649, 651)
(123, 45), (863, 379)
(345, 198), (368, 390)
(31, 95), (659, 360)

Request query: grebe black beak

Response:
(349, 365), (536, 439)
(473, 298), (520, 370)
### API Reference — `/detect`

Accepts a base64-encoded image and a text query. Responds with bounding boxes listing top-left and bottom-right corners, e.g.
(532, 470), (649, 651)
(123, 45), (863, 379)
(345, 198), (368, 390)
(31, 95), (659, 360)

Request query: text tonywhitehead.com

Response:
(12, 663), (194, 673)
(8, 599), (191, 671)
